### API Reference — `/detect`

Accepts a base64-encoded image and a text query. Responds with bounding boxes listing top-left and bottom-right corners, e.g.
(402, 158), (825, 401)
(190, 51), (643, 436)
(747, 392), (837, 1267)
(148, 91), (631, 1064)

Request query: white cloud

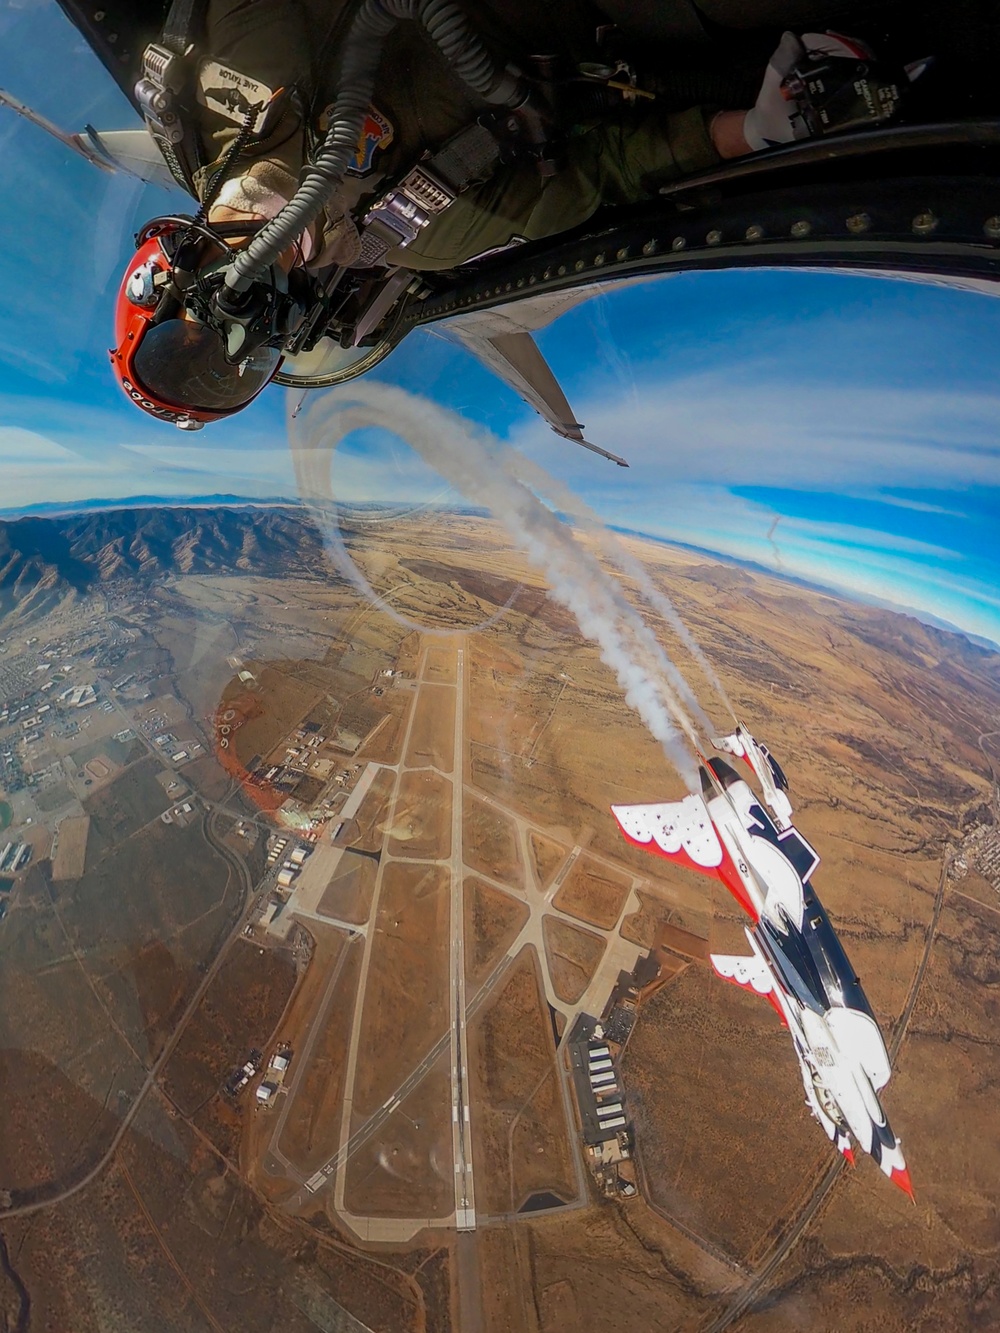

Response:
(0, 426), (78, 461)
(512, 374), (1000, 492)
(582, 482), (1000, 645)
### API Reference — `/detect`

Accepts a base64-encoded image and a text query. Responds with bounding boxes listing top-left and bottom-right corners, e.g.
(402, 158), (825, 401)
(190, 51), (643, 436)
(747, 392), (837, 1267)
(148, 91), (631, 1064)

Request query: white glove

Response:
(743, 31), (871, 152)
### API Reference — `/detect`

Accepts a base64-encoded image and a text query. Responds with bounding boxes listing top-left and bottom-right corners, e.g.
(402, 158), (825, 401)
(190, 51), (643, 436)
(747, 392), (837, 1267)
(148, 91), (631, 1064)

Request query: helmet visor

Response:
(131, 317), (279, 413)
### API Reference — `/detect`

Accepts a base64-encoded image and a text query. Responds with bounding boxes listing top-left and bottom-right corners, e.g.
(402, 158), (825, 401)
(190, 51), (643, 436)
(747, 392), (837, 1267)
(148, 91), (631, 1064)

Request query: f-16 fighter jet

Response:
(611, 755), (913, 1197)
(713, 723), (792, 830)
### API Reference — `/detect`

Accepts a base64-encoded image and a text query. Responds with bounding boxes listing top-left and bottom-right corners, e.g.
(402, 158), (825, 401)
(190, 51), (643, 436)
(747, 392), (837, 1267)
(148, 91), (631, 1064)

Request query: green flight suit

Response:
(194, 0), (724, 270)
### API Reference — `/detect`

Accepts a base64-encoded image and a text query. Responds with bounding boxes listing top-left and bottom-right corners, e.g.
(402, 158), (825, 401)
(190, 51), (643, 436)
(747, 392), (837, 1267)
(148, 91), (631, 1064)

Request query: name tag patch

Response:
(198, 61), (274, 132)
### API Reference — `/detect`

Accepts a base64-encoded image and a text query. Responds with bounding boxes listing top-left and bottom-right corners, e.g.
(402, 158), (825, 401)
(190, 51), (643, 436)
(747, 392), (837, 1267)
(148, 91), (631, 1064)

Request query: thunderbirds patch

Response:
(197, 61), (274, 133)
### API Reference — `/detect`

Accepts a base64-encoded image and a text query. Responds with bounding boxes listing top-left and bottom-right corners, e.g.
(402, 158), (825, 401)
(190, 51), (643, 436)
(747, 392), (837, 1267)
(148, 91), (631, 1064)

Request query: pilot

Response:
(110, 0), (879, 427)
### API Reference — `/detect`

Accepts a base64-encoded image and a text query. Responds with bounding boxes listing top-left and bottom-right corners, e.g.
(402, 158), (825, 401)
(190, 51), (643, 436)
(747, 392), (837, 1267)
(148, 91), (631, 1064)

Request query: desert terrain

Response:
(0, 504), (997, 1331)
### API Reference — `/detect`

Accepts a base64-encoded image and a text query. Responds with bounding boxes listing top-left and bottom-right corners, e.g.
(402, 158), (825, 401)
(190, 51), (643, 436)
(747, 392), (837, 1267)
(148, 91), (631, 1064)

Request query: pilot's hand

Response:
(742, 31), (871, 152)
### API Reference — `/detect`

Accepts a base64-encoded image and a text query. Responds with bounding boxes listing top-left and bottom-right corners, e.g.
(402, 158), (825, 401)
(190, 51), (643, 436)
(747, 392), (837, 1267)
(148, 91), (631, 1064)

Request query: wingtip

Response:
(841, 1147), (855, 1168)
(890, 1164), (915, 1202)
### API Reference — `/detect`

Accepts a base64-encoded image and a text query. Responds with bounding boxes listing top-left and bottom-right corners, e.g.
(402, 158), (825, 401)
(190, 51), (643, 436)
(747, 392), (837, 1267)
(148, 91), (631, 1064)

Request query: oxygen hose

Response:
(224, 0), (529, 294)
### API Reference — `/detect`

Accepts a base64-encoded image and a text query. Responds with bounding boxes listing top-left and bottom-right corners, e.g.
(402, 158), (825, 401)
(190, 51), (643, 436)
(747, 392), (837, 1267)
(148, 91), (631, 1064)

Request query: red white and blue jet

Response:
(611, 733), (913, 1198)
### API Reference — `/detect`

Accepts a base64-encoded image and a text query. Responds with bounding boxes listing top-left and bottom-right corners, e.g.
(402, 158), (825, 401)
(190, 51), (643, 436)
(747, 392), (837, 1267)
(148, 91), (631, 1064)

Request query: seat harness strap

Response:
(135, 0), (209, 195)
(355, 121), (502, 267)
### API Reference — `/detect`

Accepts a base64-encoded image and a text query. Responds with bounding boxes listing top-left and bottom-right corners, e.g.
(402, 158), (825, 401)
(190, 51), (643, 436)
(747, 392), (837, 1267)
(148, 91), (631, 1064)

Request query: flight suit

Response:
(192, 0), (834, 271)
(192, 0), (726, 270)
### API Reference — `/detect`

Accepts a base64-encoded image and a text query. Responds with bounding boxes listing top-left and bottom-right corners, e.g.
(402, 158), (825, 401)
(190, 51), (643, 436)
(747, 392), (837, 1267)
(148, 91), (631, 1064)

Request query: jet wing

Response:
(444, 326), (628, 466)
(80, 127), (181, 190)
(438, 283), (659, 467)
(611, 794), (724, 879)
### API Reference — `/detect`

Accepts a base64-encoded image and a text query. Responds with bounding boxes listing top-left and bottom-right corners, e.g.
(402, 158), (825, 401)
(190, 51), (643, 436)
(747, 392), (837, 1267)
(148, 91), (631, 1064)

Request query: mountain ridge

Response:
(0, 505), (334, 622)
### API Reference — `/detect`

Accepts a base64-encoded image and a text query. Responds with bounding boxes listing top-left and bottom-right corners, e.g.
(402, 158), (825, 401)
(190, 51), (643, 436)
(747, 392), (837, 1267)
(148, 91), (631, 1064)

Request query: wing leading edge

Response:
(610, 795), (759, 920)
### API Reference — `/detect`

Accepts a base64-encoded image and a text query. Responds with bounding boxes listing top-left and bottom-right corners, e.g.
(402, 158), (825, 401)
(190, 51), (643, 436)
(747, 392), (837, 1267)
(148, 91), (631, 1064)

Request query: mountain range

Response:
(0, 504), (333, 622)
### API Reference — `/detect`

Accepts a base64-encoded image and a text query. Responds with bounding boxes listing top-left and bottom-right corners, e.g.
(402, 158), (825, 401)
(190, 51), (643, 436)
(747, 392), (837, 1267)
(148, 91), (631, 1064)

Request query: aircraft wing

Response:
(438, 283), (659, 467)
(611, 794), (724, 879)
(80, 127), (181, 190)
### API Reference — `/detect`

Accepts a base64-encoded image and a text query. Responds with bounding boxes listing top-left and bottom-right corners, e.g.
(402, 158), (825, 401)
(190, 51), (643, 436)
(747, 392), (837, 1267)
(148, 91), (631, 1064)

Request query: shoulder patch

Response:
(334, 105), (394, 175)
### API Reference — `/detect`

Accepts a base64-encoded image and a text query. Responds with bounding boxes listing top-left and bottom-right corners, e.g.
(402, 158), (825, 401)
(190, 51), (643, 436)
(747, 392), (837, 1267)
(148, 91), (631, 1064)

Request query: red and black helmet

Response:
(110, 220), (282, 429)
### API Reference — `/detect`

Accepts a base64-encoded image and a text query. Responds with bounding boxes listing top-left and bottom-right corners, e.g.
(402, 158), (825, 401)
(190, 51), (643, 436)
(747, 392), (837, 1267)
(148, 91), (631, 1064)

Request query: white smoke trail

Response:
(290, 381), (702, 786)
(501, 452), (738, 726)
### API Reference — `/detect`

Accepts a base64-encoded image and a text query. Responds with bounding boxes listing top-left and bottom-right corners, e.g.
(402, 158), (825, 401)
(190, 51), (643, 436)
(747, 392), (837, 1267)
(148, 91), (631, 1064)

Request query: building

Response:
(568, 1014), (636, 1205)
(256, 1081), (277, 1105)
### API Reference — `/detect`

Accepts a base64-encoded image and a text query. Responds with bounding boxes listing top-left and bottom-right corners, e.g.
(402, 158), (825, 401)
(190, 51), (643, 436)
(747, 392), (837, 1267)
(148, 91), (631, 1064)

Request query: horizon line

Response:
(1, 492), (996, 654)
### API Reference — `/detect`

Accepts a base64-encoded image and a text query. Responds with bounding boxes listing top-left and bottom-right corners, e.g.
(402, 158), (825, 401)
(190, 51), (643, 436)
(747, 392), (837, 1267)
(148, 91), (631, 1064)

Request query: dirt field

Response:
(621, 885), (712, 948)
(423, 641), (458, 684)
(552, 856), (631, 929)
(463, 796), (522, 885)
(317, 850), (378, 924)
(0, 868), (147, 1199)
(161, 939), (297, 1117)
(83, 754), (119, 787)
(468, 947), (577, 1215)
(542, 916), (606, 1004)
(50, 814), (90, 881)
(528, 831), (568, 890)
(82, 755), (172, 867)
(656, 922), (709, 960)
(343, 1058), (454, 1219)
(351, 862), (451, 1119)
(356, 689), (411, 765)
(492, 1203), (728, 1333)
(386, 769), (452, 860)
(225, 664), (323, 769)
(63, 819), (241, 1061)
(349, 767), (395, 853)
(404, 683), (456, 772)
(464, 878), (529, 989)
(623, 961), (831, 1263)
(1, 1082), (436, 1333)
(279, 934), (363, 1176)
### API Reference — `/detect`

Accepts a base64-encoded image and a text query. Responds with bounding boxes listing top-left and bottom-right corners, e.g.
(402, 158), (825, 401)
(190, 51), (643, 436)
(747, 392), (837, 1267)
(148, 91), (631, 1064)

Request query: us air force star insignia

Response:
(197, 61), (274, 133)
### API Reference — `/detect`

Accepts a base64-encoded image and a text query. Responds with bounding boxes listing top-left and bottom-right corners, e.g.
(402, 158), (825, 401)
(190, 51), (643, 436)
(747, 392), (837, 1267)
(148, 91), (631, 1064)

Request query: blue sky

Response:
(2, 1), (1000, 644)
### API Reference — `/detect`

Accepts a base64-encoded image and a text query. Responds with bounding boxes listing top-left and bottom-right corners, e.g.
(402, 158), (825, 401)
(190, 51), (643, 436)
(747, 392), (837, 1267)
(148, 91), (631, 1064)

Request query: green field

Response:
(0, 800), (11, 831)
